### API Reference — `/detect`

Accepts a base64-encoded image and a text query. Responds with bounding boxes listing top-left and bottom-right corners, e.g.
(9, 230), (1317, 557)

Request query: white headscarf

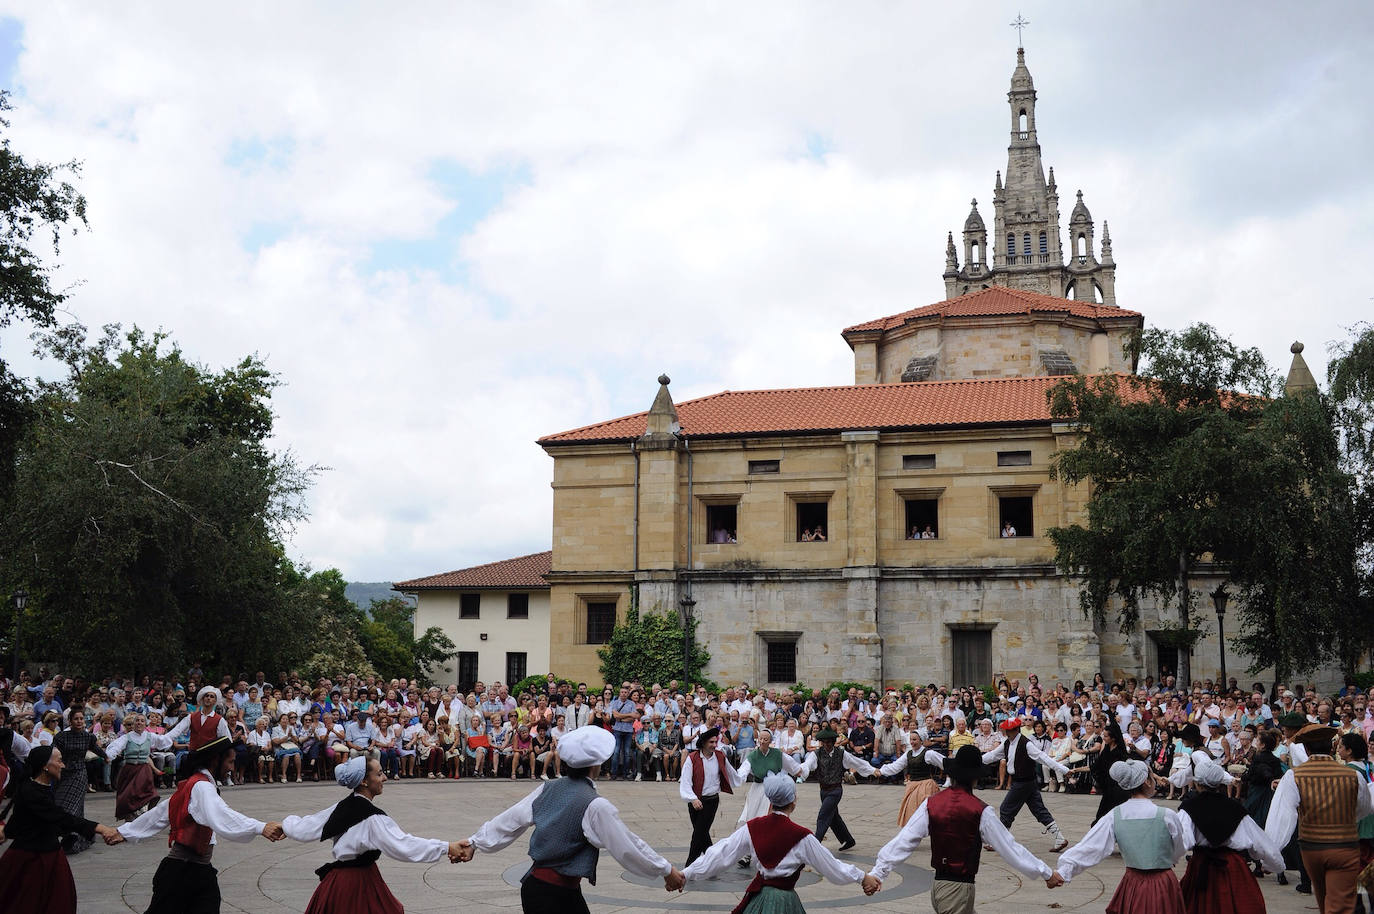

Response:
(763, 771), (796, 807)
(1110, 759), (1150, 791)
(335, 756), (368, 790)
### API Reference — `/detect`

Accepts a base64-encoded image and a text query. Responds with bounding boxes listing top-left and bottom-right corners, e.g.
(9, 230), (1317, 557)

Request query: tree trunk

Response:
(1177, 550), (1192, 688)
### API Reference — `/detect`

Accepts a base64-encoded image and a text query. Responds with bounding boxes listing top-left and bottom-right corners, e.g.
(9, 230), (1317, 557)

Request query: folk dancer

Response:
(457, 726), (686, 914)
(0, 746), (124, 914)
(875, 733), (945, 826)
(105, 712), (174, 820)
(978, 717), (1070, 851)
(1177, 760), (1284, 914)
(680, 726), (746, 864)
(797, 727), (877, 851)
(733, 729), (804, 868)
(867, 745), (1056, 914)
(684, 771), (880, 912)
(281, 756), (465, 914)
(1276, 711), (1314, 894)
(1169, 723), (1234, 798)
(118, 736), (286, 914)
(1265, 724), (1374, 914)
(1054, 760), (1189, 914)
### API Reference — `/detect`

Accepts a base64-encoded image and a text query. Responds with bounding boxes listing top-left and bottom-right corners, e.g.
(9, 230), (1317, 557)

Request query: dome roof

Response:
(1070, 189), (1092, 223)
(963, 199), (984, 231)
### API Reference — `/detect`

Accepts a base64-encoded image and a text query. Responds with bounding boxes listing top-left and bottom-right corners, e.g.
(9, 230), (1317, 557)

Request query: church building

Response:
(530, 50), (1284, 691)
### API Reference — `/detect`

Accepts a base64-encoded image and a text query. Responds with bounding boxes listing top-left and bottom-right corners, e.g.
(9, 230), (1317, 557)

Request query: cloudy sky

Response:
(0, 3), (1368, 581)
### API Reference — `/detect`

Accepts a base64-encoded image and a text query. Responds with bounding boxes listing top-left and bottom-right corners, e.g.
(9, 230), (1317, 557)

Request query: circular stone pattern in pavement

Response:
(502, 847), (931, 910)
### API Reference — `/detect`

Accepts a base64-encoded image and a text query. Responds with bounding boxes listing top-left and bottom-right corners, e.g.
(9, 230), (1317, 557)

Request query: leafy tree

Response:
(0, 91), (88, 496)
(359, 596), (456, 685)
(597, 598), (710, 687)
(1048, 324), (1360, 683)
(0, 323), (317, 675)
(285, 566), (373, 684)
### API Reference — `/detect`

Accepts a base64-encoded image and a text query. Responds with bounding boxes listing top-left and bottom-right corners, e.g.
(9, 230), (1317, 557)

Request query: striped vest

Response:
(1293, 757), (1361, 846)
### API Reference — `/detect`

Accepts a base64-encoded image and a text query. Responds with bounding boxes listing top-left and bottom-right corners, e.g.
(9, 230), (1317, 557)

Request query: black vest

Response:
(1010, 735), (1035, 781)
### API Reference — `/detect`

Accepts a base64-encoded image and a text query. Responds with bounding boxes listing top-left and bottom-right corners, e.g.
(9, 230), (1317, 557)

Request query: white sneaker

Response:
(635, 772), (643, 782)
(540, 772), (549, 781)
(656, 772), (662, 782)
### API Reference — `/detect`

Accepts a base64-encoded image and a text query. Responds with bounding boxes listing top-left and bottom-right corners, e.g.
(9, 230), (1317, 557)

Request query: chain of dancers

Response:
(1, 716), (1370, 913)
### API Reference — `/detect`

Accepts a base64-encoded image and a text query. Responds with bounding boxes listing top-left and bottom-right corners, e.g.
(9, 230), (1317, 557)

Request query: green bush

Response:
(513, 674), (576, 698)
(821, 681), (877, 698)
(1350, 671), (1374, 691)
(597, 602), (710, 688)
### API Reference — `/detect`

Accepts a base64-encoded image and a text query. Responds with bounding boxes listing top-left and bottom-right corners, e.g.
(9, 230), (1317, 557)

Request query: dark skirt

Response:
(0, 845), (78, 914)
(1179, 846), (1266, 914)
(146, 856), (221, 914)
(305, 862), (404, 914)
(52, 769), (92, 854)
(1106, 867), (1186, 914)
(115, 762), (160, 820)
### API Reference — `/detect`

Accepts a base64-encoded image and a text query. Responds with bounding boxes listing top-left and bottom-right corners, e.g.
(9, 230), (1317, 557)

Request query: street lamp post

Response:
(1211, 584), (1228, 691)
(679, 597), (696, 685)
(11, 587), (28, 680)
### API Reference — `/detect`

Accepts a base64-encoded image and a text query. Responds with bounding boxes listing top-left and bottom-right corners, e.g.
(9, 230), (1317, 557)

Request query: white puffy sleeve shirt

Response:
(1057, 797), (1187, 882)
(118, 772), (266, 845)
(282, 797), (448, 863)
(468, 781), (671, 878)
(684, 816), (863, 885)
(868, 798), (1050, 882)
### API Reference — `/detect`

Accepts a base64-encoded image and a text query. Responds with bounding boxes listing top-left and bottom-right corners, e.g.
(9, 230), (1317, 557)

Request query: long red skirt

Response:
(1105, 866), (1186, 914)
(115, 761), (160, 820)
(0, 846), (79, 914)
(304, 862), (404, 914)
(1179, 846), (1266, 914)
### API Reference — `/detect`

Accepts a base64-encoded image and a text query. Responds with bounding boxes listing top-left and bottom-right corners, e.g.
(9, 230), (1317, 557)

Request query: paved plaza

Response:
(66, 778), (1322, 913)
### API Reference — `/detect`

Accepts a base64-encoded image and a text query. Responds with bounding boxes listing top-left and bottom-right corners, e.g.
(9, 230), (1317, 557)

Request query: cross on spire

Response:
(1010, 13), (1029, 47)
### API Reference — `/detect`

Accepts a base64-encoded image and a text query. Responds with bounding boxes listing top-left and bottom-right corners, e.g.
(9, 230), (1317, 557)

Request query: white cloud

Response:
(0, 2), (1369, 578)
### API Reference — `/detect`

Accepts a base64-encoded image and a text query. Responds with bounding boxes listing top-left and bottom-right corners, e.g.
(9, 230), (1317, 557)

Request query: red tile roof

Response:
(395, 551), (551, 591)
(540, 374), (1134, 444)
(843, 287), (1141, 334)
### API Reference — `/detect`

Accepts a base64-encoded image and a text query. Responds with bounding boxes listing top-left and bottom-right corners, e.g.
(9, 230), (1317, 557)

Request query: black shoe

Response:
(1276, 873), (1288, 885)
(838, 840), (856, 852)
(737, 855), (751, 868)
(1295, 882), (1312, 894)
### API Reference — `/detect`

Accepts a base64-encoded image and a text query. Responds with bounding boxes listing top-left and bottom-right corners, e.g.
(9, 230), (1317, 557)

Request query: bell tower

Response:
(941, 47), (1119, 304)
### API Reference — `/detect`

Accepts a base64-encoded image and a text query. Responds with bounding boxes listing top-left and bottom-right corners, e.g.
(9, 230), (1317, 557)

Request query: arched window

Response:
(1039, 232), (1048, 255)
(1076, 234), (1086, 257)
(1065, 281), (1076, 300)
(1006, 234), (1015, 258)
(1018, 110), (1028, 133)
(1022, 233), (1032, 255)
(971, 241), (980, 264)
(1092, 281), (1104, 303)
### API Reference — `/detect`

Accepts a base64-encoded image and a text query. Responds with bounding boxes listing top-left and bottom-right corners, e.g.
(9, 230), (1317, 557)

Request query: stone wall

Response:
(871, 318), (1134, 384)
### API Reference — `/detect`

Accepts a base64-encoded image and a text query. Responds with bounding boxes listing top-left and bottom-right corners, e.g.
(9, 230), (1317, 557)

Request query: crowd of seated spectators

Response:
(2, 666), (1370, 809)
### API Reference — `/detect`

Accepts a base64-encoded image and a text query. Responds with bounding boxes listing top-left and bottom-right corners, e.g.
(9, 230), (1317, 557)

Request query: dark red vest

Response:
(188, 712), (221, 750)
(927, 786), (987, 879)
(734, 814), (812, 914)
(689, 749), (733, 800)
(168, 772), (215, 856)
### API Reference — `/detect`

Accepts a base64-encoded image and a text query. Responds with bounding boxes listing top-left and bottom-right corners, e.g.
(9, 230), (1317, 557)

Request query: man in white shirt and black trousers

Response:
(679, 726), (746, 865)
(979, 717), (1071, 851)
(459, 726), (685, 914)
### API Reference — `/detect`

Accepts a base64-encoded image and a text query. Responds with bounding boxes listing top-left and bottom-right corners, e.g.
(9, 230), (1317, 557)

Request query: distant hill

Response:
(345, 582), (415, 611)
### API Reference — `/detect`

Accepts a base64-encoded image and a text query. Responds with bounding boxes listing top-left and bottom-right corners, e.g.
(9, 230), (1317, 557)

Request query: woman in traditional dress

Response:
(1090, 723), (1132, 823)
(1177, 760), (1284, 914)
(1242, 729), (1286, 880)
(876, 732), (944, 825)
(105, 712), (174, 821)
(732, 729), (804, 868)
(0, 746), (123, 914)
(684, 771), (877, 912)
(281, 756), (463, 914)
(51, 709), (100, 853)
(1054, 759), (1189, 914)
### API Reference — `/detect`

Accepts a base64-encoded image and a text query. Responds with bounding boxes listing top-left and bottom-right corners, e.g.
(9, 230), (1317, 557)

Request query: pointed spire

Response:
(1047, 166), (1056, 191)
(1070, 189), (1092, 223)
(1010, 47), (1035, 92)
(995, 171), (1003, 192)
(945, 231), (958, 270)
(1100, 221), (1114, 264)
(642, 374), (680, 440)
(1284, 343), (1318, 396)
(963, 198), (984, 231)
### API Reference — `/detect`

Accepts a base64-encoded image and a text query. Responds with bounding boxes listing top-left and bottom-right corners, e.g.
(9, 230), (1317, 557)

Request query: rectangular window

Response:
(998, 496), (1034, 537)
(585, 601), (616, 644)
(795, 500), (829, 542)
(507, 593), (529, 619)
(705, 503), (738, 544)
(996, 450), (1032, 466)
(951, 629), (992, 687)
(748, 459), (780, 475)
(506, 652), (527, 686)
(766, 640), (797, 684)
(459, 593), (481, 619)
(904, 498), (939, 539)
(457, 652), (479, 692)
(902, 453), (936, 470)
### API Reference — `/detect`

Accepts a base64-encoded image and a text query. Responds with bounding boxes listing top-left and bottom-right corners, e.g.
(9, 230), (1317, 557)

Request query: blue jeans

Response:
(612, 730), (636, 777)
